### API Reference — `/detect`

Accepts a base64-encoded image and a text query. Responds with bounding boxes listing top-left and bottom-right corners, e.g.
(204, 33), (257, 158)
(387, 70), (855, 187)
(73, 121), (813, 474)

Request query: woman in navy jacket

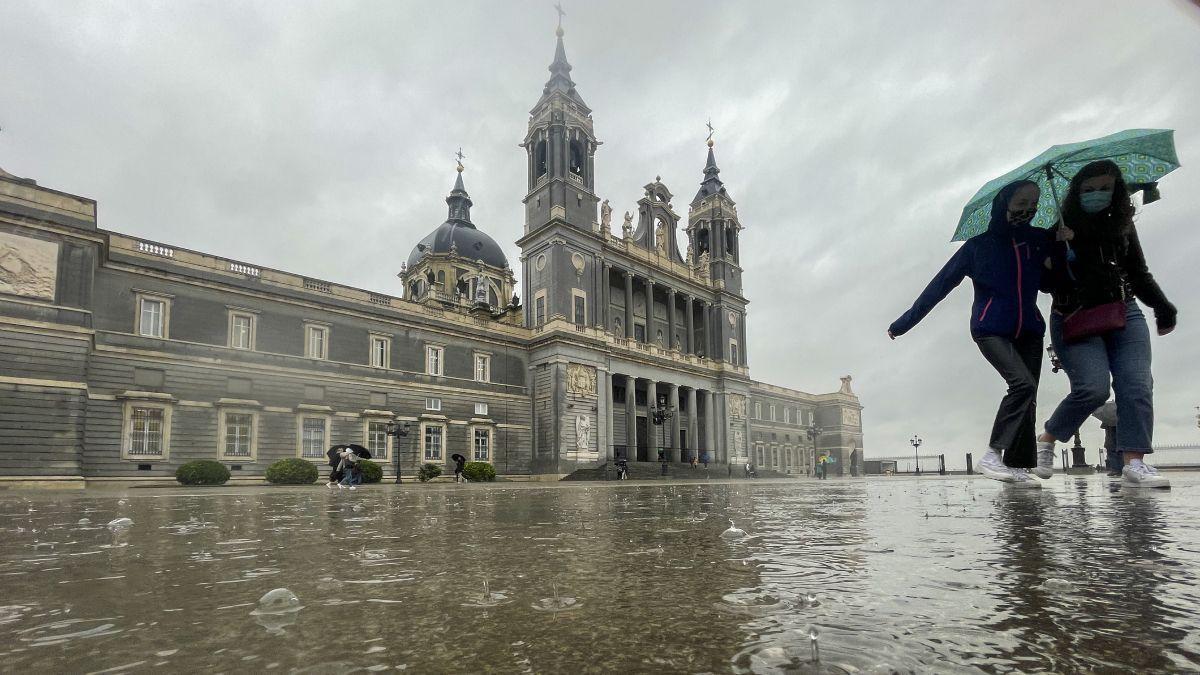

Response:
(889, 180), (1051, 485)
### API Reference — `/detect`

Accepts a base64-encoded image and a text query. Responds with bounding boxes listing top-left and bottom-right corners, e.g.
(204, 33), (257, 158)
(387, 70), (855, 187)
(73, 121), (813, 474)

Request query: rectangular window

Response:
(474, 402), (488, 416)
(222, 412), (254, 458)
(305, 325), (328, 360)
(634, 323), (646, 342)
(366, 420), (390, 460)
(770, 405), (776, 422)
(755, 402), (762, 420)
(571, 290), (587, 326)
(139, 298), (165, 338)
(473, 428), (490, 461)
(535, 295), (546, 326)
(424, 424), (444, 461)
(425, 345), (443, 376)
(370, 335), (390, 369)
(300, 417), (327, 458)
(730, 339), (739, 365)
(425, 397), (442, 412)
(128, 406), (165, 456)
(784, 408), (791, 424)
(229, 312), (255, 350)
(474, 354), (490, 382)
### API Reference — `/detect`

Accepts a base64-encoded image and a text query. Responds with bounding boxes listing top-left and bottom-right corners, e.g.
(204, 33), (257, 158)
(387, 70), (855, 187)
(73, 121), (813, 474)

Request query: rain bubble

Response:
(1040, 578), (1073, 592)
(77, 518), (91, 525)
(106, 518), (133, 531)
(250, 588), (304, 635)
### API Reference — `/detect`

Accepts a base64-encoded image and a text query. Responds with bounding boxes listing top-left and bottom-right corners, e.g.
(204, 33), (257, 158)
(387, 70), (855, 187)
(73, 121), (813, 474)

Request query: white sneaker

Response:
(1122, 461), (1170, 488)
(978, 450), (1015, 483)
(1008, 468), (1042, 489)
(1033, 441), (1055, 479)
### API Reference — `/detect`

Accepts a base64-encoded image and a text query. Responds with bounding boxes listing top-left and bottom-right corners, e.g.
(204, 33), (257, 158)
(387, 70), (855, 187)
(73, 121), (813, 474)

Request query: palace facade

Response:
(0, 26), (863, 485)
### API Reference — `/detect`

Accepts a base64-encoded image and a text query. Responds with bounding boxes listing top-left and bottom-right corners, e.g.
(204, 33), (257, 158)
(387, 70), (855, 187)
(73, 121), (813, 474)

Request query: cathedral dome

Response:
(406, 170), (509, 270)
(406, 220), (508, 270)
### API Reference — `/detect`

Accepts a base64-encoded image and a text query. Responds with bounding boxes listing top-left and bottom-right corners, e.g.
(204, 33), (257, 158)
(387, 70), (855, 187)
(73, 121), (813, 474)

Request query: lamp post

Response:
(910, 435), (922, 476)
(806, 422), (823, 478)
(650, 398), (675, 475)
(386, 420), (411, 484)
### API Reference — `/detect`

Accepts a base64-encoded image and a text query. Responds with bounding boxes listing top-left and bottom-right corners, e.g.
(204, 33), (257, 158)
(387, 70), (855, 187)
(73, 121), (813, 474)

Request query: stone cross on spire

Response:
(705, 118), (715, 147)
(455, 147), (466, 173)
(555, 2), (565, 32)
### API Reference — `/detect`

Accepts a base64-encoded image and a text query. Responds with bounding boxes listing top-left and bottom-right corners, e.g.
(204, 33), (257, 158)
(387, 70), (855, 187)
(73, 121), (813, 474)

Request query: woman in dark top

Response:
(1037, 160), (1176, 488)
(889, 180), (1051, 486)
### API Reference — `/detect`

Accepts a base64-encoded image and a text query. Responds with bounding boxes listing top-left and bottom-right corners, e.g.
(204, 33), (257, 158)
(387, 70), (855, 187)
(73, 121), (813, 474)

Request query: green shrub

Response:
(417, 463), (443, 482)
(175, 460), (230, 486)
(462, 462), (496, 482)
(265, 458), (319, 485)
(359, 459), (383, 484)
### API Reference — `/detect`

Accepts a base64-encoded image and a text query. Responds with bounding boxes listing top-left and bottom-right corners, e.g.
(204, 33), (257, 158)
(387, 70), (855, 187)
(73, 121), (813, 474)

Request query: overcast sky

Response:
(3, 1), (1198, 467)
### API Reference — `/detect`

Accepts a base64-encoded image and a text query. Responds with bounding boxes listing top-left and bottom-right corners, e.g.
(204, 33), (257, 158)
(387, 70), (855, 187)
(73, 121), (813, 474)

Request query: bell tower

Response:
(521, 16), (600, 235)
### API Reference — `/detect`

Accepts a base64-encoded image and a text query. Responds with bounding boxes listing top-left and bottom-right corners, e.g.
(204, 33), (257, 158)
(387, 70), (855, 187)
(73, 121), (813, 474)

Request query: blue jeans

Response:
(1045, 301), (1154, 453)
(341, 469), (363, 486)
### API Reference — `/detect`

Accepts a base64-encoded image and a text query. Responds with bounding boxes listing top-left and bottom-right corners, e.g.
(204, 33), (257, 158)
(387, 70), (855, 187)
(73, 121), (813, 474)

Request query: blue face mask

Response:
(1080, 190), (1113, 214)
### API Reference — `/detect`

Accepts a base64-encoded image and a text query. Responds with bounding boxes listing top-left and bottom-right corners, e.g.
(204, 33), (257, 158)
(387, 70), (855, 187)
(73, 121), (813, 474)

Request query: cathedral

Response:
(0, 24), (863, 485)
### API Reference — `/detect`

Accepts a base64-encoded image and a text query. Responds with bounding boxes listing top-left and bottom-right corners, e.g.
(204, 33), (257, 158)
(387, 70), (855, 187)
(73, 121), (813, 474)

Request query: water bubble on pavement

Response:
(720, 519), (747, 540)
(250, 588), (303, 635)
(106, 518), (133, 531)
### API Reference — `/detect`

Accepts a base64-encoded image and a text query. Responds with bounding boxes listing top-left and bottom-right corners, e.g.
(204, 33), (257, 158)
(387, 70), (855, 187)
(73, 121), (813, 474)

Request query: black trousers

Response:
(975, 333), (1043, 468)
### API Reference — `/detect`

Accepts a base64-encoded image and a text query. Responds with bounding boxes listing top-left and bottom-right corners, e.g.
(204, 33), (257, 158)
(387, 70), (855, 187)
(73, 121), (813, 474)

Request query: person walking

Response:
(1037, 160), (1176, 488)
(453, 454), (466, 483)
(889, 180), (1052, 486)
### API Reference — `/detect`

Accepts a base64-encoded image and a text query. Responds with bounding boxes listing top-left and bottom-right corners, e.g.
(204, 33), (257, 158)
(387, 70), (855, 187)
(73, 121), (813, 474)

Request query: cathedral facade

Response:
(0, 27), (863, 485)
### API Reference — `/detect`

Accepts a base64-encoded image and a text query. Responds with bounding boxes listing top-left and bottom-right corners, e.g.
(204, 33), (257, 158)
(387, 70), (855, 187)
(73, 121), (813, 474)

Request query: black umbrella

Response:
(451, 454), (466, 463)
(327, 444), (372, 467)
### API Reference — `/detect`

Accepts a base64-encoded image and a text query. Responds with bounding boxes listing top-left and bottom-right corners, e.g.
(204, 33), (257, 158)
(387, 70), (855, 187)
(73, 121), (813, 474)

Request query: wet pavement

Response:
(1, 475), (1198, 674)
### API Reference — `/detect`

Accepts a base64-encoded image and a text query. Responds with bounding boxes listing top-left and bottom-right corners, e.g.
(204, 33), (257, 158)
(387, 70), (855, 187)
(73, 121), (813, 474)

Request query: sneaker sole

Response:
(1008, 480), (1042, 489)
(979, 466), (1016, 483)
(1031, 468), (1054, 479)
(1122, 477), (1171, 489)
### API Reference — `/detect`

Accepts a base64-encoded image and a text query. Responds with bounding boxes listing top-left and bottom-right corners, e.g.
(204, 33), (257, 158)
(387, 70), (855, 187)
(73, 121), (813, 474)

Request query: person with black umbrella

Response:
(452, 453), (467, 483)
(327, 444), (372, 490)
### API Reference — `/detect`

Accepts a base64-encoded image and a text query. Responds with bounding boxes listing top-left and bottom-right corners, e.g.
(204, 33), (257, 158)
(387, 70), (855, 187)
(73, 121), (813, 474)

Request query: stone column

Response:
(645, 279), (655, 345)
(667, 290), (677, 350)
(646, 380), (659, 461)
(704, 390), (717, 463)
(668, 384), (681, 463)
(624, 271), (634, 340)
(601, 262), (611, 330)
(686, 387), (698, 463)
(685, 296), (695, 354)
(702, 303), (712, 359)
(624, 375), (636, 460)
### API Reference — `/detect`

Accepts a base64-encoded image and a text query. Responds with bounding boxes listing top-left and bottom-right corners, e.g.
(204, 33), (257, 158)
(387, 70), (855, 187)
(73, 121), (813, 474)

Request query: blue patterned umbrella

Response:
(952, 129), (1179, 241)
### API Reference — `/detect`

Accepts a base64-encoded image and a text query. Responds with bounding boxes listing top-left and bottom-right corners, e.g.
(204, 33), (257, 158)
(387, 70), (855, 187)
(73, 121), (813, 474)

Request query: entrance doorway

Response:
(679, 429), (688, 462)
(636, 416), (648, 462)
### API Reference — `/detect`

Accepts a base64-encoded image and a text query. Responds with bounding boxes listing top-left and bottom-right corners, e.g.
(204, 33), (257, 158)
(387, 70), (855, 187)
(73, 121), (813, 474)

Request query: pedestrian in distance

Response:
(453, 454), (466, 483)
(889, 180), (1053, 487)
(1037, 160), (1176, 488)
(338, 449), (363, 489)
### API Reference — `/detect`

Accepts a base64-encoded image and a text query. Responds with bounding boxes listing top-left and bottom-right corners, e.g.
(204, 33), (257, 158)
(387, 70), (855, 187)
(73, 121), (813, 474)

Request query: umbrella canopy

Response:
(327, 444), (371, 466)
(451, 453), (466, 463)
(953, 129), (1179, 241)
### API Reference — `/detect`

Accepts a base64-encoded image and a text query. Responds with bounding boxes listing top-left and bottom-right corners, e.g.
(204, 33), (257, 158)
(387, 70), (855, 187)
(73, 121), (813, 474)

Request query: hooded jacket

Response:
(890, 181), (1052, 340)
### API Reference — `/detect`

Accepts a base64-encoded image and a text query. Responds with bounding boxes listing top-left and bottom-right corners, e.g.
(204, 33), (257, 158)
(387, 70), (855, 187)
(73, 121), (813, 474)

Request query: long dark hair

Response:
(1061, 160), (1134, 243)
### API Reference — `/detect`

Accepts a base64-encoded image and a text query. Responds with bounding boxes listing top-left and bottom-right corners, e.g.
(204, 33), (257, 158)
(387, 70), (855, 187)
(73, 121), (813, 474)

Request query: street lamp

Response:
(910, 435), (922, 476)
(806, 422), (823, 478)
(650, 398), (675, 475)
(386, 420), (411, 484)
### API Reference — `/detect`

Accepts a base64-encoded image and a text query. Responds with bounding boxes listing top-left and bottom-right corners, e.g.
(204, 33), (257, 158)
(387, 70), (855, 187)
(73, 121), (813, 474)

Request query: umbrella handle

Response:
(1045, 165), (1077, 281)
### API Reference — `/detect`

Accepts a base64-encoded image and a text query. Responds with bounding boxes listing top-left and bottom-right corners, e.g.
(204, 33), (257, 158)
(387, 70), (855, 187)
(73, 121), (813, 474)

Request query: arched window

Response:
(569, 139), (585, 178)
(725, 226), (737, 257)
(534, 140), (548, 179)
(697, 227), (710, 255)
(436, 270), (445, 287)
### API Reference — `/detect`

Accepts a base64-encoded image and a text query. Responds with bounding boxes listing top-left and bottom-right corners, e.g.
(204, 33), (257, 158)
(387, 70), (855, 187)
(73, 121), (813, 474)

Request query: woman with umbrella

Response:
(327, 444), (372, 489)
(451, 453), (467, 483)
(1037, 159), (1176, 488)
(889, 180), (1051, 486)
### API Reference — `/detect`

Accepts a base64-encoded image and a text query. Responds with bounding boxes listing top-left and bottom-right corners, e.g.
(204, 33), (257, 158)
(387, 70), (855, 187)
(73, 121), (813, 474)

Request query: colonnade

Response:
(600, 263), (714, 358)
(609, 373), (720, 464)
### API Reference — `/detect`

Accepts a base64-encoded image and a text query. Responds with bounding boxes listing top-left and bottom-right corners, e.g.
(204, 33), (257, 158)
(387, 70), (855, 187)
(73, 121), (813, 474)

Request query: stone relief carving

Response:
(0, 231), (58, 301)
(841, 408), (861, 427)
(727, 394), (748, 419)
(733, 428), (746, 457)
(571, 252), (586, 275)
(566, 363), (597, 397)
(575, 414), (592, 452)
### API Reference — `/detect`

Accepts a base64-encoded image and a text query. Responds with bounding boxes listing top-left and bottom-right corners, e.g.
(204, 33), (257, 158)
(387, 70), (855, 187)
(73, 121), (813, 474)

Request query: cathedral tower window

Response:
(534, 140), (548, 180)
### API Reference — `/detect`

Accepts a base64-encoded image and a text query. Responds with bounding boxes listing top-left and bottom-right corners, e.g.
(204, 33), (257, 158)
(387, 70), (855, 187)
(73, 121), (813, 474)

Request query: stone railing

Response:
(603, 234), (713, 287)
(534, 316), (749, 376)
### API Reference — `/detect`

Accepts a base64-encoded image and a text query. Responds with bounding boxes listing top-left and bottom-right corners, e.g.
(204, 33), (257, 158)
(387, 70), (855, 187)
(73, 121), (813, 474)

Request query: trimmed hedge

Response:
(417, 463), (443, 482)
(463, 462), (496, 482)
(359, 460), (383, 484)
(265, 458), (319, 485)
(175, 460), (230, 486)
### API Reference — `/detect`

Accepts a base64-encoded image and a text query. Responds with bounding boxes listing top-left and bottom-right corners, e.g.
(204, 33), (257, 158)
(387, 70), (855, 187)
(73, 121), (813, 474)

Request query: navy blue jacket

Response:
(890, 191), (1051, 340)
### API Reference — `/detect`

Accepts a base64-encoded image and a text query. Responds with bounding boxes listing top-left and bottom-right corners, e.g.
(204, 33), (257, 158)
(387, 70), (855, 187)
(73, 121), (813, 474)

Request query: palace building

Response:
(0, 25), (863, 485)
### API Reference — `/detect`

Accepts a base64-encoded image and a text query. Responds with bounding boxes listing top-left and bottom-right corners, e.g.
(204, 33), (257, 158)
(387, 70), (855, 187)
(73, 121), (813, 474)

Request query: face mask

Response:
(1007, 207), (1036, 227)
(1080, 190), (1113, 214)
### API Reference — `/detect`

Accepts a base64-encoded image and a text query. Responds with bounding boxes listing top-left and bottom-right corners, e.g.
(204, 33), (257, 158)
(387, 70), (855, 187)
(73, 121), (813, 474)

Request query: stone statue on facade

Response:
(654, 219), (668, 256)
(474, 273), (489, 304)
(685, 247), (693, 267)
(622, 211), (633, 240)
(839, 375), (854, 395)
(575, 414), (592, 452)
(600, 199), (612, 230)
(696, 251), (710, 280)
